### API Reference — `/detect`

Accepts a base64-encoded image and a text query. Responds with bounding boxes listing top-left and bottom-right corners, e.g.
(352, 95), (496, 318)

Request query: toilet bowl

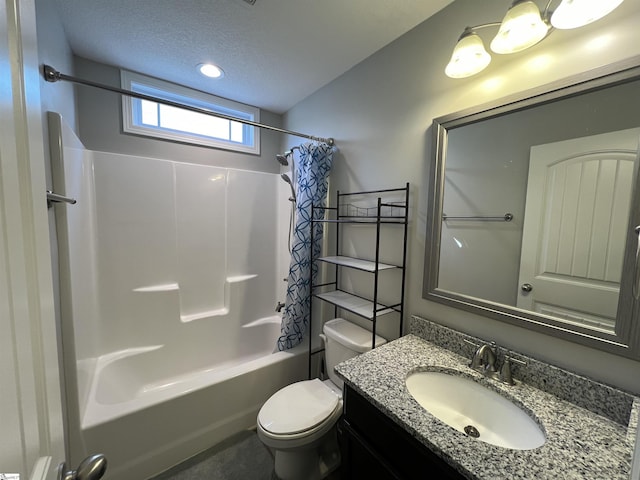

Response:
(257, 318), (386, 480)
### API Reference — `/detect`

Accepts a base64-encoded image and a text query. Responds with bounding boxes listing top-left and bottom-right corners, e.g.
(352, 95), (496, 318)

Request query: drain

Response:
(464, 425), (480, 438)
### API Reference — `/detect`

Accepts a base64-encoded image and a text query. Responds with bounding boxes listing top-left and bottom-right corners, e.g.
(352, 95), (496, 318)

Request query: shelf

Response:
(314, 290), (396, 320)
(313, 218), (406, 224)
(180, 307), (229, 323)
(318, 255), (398, 272)
(133, 283), (179, 292)
(307, 184), (409, 376)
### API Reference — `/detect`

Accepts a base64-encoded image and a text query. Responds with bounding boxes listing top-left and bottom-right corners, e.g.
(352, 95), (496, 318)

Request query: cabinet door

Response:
(342, 386), (465, 480)
(338, 419), (402, 480)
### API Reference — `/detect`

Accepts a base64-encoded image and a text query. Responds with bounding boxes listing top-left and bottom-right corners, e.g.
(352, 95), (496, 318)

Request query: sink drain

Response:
(464, 425), (480, 438)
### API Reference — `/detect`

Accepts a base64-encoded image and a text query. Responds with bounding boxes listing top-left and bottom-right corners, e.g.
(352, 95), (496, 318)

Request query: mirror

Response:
(423, 61), (640, 358)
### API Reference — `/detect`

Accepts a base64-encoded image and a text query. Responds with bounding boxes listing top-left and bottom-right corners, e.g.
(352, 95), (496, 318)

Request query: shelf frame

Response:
(308, 184), (410, 376)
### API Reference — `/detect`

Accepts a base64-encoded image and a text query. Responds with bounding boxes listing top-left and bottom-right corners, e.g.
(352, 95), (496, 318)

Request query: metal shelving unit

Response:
(309, 184), (409, 367)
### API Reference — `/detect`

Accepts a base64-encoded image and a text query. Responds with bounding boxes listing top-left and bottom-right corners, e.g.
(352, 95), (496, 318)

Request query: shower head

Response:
(281, 173), (294, 188)
(276, 153), (289, 166)
(281, 173), (296, 202)
(276, 146), (300, 167)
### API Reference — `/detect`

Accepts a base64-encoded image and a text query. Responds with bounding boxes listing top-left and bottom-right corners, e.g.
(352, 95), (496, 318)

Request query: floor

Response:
(150, 429), (341, 480)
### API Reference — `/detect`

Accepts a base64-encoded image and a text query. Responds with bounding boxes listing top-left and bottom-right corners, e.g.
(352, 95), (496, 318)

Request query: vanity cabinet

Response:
(310, 185), (409, 349)
(338, 385), (464, 480)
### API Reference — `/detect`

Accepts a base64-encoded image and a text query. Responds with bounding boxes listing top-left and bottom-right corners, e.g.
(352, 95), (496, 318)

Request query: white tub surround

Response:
(49, 112), (302, 480)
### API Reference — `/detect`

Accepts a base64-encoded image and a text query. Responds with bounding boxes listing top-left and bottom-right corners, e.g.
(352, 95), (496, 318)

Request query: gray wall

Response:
(74, 56), (282, 173)
(36, 0), (77, 134)
(284, 0), (640, 393)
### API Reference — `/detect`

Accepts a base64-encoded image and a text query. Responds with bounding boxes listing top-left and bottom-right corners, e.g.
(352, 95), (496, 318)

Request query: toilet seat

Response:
(258, 379), (342, 440)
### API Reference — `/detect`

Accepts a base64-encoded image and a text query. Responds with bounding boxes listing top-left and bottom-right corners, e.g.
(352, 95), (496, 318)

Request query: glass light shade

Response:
(490, 1), (550, 54)
(445, 31), (491, 79)
(551, 0), (624, 29)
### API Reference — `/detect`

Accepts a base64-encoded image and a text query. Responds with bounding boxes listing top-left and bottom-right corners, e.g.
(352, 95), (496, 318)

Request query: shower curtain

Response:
(277, 142), (335, 351)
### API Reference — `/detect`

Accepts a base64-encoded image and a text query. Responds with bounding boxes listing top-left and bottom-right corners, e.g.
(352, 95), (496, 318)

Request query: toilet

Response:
(257, 318), (386, 480)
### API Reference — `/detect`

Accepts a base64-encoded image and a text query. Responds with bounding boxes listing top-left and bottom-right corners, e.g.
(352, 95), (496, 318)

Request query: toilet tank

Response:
(322, 318), (386, 390)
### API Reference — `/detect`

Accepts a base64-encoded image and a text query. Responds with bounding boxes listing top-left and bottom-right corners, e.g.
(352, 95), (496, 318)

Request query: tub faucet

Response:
(275, 301), (285, 312)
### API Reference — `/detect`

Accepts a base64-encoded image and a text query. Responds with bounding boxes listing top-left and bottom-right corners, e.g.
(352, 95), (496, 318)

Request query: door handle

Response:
(521, 283), (533, 293)
(633, 226), (640, 300)
(58, 454), (107, 480)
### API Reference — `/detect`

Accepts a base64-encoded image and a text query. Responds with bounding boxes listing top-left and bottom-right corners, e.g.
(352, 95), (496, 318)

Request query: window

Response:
(121, 70), (260, 154)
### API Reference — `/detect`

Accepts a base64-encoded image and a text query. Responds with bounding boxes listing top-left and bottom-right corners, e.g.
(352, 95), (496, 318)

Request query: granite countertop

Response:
(335, 334), (640, 480)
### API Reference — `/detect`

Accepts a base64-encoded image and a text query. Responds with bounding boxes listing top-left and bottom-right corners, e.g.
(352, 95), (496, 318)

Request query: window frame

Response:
(121, 70), (260, 154)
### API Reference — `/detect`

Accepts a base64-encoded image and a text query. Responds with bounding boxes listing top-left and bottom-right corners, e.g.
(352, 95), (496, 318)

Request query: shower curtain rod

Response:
(43, 65), (335, 146)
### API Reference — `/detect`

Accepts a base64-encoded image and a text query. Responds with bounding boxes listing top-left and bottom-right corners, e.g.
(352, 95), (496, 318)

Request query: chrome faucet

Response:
(499, 356), (515, 385)
(470, 343), (498, 375)
(275, 301), (285, 312)
(466, 340), (525, 385)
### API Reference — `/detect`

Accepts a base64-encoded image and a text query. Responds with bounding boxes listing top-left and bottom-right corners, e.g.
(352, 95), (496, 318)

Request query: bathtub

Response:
(79, 316), (307, 480)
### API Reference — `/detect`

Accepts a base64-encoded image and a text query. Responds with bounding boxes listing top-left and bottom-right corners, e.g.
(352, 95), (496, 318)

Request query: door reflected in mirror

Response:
(424, 62), (640, 357)
(517, 130), (637, 332)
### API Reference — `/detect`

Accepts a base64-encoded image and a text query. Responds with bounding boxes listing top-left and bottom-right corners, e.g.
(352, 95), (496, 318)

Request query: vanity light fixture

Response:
(445, 0), (625, 78)
(197, 63), (225, 79)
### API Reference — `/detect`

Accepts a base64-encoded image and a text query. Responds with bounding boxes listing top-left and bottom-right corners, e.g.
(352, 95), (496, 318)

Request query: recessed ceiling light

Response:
(197, 63), (224, 79)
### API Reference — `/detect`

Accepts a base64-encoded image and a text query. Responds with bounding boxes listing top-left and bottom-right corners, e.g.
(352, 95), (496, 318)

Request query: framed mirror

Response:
(423, 60), (640, 358)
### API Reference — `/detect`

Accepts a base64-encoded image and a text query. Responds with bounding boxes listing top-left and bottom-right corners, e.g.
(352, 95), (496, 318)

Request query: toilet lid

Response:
(258, 379), (340, 435)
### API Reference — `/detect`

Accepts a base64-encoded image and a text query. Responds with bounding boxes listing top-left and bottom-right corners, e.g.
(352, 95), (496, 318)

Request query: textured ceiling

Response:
(53, 0), (454, 114)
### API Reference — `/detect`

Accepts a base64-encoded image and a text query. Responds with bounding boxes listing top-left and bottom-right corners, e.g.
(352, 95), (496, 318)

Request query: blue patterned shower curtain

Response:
(277, 142), (335, 351)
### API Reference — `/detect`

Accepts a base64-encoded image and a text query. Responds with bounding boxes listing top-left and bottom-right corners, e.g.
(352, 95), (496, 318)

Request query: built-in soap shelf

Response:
(133, 283), (179, 293)
(226, 274), (258, 283)
(133, 274), (258, 323)
(180, 308), (229, 323)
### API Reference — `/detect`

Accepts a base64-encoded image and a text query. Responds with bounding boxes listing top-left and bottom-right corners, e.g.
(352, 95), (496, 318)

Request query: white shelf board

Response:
(314, 290), (395, 320)
(318, 255), (397, 272)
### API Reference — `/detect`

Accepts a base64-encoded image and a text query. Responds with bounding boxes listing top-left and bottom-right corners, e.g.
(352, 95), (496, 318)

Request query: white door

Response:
(518, 128), (640, 331)
(0, 0), (64, 479)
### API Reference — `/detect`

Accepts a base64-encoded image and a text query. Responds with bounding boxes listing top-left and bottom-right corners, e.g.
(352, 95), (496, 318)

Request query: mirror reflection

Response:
(425, 67), (640, 350)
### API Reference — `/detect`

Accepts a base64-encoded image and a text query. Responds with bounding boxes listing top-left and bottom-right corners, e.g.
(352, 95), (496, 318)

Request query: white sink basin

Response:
(405, 370), (545, 450)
